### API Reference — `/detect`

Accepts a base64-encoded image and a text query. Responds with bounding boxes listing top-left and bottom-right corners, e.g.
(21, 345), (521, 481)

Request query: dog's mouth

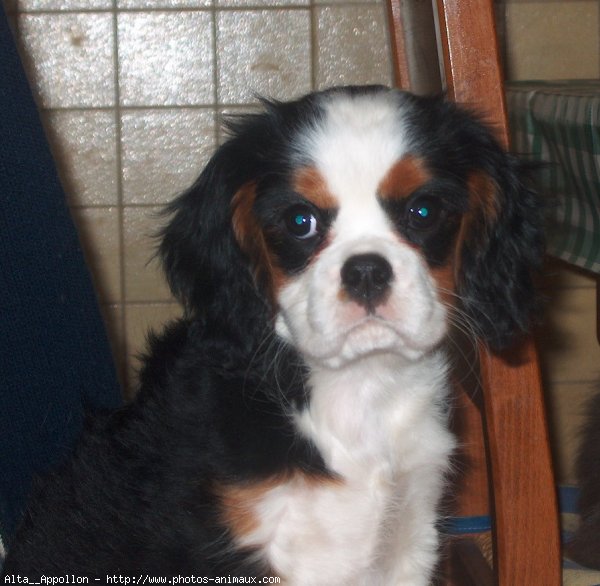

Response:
(295, 311), (446, 369)
(275, 244), (448, 368)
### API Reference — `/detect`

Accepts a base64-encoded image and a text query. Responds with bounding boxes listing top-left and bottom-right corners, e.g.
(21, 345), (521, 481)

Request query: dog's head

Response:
(160, 86), (543, 367)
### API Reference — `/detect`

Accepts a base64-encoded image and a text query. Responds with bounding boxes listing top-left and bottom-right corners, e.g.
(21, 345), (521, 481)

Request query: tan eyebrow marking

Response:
(377, 156), (431, 201)
(292, 166), (338, 209)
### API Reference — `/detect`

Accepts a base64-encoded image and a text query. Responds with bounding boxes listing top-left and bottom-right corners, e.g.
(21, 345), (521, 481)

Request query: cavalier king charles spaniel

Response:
(3, 86), (543, 584)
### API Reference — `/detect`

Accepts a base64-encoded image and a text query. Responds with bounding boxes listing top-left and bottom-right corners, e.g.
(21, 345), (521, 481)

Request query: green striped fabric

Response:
(507, 80), (600, 274)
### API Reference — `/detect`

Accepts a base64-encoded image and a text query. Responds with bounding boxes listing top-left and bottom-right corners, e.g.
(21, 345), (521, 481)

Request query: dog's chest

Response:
(234, 459), (395, 585)
(232, 366), (442, 585)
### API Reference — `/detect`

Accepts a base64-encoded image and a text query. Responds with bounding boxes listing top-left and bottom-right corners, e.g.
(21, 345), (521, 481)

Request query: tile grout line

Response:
(309, 0), (317, 89)
(212, 0), (221, 143)
(40, 104), (281, 113)
(111, 0), (130, 392)
(14, 0), (400, 394)
(13, 3), (378, 16)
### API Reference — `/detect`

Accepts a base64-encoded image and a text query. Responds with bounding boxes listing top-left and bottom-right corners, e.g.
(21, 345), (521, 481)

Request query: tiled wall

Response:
(536, 263), (599, 484)
(500, 0), (600, 485)
(5, 0), (599, 482)
(502, 0), (600, 80)
(3, 0), (393, 393)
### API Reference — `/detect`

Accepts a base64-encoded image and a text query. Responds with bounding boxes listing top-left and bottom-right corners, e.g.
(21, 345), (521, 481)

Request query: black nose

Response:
(340, 253), (393, 311)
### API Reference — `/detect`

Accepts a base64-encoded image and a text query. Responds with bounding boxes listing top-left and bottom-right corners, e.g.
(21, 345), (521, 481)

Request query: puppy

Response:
(3, 86), (543, 584)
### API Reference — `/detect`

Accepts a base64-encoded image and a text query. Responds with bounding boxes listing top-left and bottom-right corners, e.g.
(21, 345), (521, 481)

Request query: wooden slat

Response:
(479, 340), (561, 584)
(449, 334), (491, 519)
(451, 382), (490, 518)
(435, 0), (509, 144)
(386, 0), (412, 89)
(434, 0), (561, 582)
(386, 0), (562, 582)
(387, 0), (492, 523)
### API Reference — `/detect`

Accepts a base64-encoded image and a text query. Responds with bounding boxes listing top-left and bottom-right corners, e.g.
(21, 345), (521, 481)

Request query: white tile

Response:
(537, 286), (600, 384)
(217, 9), (311, 104)
(18, 0), (112, 9)
(217, 0), (308, 7)
(313, 0), (378, 4)
(505, 1), (600, 80)
(315, 5), (393, 89)
(545, 380), (597, 485)
(44, 110), (118, 206)
(120, 108), (216, 205)
(118, 0), (210, 7)
(118, 12), (214, 107)
(123, 206), (173, 303)
(18, 13), (115, 108)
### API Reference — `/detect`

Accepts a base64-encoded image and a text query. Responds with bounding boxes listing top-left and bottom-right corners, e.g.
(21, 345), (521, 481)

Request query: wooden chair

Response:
(386, 0), (562, 584)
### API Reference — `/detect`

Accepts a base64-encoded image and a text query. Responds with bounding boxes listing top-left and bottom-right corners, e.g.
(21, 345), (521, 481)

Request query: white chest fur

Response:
(236, 351), (455, 586)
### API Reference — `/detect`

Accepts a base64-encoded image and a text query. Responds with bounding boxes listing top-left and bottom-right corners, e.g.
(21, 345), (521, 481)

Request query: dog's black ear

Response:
(456, 150), (544, 351)
(158, 137), (271, 346)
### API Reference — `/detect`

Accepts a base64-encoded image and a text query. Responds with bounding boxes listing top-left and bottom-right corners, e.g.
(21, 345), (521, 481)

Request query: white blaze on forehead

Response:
(275, 91), (447, 368)
(297, 91), (411, 235)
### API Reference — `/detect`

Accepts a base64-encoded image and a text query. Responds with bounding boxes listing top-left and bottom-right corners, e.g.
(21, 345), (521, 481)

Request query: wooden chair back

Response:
(386, 0), (562, 583)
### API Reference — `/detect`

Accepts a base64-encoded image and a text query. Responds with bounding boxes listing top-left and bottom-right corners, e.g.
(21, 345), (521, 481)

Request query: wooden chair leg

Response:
(434, 0), (562, 576)
(480, 339), (561, 585)
(386, 1), (562, 582)
(451, 380), (490, 520)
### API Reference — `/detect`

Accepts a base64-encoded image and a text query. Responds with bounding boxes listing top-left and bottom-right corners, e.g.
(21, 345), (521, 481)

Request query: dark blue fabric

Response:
(442, 515), (492, 536)
(0, 5), (122, 541)
(559, 485), (580, 515)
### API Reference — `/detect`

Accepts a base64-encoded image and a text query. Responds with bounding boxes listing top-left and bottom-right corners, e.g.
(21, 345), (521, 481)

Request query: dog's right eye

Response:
(407, 197), (441, 231)
(285, 206), (319, 240)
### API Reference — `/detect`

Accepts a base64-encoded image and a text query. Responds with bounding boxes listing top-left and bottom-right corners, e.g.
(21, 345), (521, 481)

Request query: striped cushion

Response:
(507, 80), (600, 275)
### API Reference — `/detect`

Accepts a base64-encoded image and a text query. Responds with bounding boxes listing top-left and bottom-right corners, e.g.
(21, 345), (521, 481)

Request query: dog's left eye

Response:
(285, 206), (319, 239)
(407, 197), (440, 230)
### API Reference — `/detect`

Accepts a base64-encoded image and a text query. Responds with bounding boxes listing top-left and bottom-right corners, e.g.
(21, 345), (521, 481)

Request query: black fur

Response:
(2, 86), (544, 578)
(254, 178), (338, 275)
(400, 93), (544, 349)
(380, 177), (467, 267)
(3, 321), (322, 577)
(568, 389), (600, 569)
